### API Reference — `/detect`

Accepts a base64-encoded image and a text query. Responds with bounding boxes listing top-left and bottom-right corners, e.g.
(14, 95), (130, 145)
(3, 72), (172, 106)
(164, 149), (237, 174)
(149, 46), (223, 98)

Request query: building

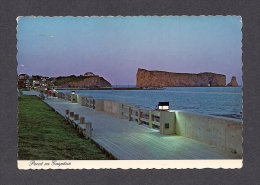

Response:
(84, 72), (95, 76)
(18, 73), (29, 80)
(18, 74), (29, 88)
(32, 80), (40, 86)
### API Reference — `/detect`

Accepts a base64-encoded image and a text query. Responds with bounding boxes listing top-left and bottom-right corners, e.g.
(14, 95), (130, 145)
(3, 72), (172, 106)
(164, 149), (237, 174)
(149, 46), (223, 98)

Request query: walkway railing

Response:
(121, 105), (160, 128)
(56, 91), (242, 155)
(58, 92), (161, 128)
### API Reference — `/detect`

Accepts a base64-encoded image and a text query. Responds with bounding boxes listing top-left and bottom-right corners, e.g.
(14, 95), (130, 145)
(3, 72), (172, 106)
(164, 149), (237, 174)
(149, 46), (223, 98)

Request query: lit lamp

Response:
(158, 102), (169, 111)
(71, 90), (77, 103)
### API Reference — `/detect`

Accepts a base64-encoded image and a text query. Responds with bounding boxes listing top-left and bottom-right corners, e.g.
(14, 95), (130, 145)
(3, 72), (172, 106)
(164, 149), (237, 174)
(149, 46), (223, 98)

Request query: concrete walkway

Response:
(23, 90), (241, 160)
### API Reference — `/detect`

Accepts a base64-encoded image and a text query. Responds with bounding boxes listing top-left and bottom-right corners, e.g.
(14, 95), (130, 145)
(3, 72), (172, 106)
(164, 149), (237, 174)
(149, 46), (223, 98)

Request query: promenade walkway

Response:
(23, 90), (241, 160)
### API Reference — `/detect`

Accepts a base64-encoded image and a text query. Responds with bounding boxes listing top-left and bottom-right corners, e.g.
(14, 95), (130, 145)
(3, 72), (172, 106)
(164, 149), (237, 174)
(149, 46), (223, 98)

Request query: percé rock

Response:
(55, 75), (112, 88)
(227, 76), (238, 87)
(136, 68), (226, 87)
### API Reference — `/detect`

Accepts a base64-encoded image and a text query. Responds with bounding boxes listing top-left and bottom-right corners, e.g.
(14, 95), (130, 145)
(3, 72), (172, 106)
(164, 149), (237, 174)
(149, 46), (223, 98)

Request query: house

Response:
(18, 73), (29, 80)
(32, 80), (40, 86)
(84, 72), (95, 76)
(18, 74), (29, 88)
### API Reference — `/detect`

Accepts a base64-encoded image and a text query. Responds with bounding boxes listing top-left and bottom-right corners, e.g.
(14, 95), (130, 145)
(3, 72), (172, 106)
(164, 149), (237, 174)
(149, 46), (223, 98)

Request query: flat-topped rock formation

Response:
(136, 68), (226, 87)
(227, 76), (239, 87)
(55, 75), (112, 88)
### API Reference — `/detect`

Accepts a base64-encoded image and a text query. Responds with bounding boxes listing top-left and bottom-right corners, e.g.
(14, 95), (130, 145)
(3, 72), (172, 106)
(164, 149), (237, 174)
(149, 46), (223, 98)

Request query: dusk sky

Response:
(17, 16), (242, 85)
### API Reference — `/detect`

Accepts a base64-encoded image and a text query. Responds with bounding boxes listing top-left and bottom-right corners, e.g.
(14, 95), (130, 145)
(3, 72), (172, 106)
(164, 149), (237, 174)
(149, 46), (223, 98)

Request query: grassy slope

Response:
(18, 95), (114, 160)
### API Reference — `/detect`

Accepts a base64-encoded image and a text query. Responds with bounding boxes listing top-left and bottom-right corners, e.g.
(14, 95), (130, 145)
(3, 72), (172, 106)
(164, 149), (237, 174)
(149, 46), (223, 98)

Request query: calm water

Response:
(59, 87), (242, 119)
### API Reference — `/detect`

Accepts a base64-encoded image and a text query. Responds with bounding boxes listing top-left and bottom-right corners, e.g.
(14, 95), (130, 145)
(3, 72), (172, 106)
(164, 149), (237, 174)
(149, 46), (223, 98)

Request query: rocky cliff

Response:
(136, 68), (226, 87)
(227, 76), (238, 87)
(55, 75), (111, 88)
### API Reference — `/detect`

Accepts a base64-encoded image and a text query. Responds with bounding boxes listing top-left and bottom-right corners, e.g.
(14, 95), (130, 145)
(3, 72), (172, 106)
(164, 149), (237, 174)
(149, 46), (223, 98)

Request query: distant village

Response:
(18, 72), (96, 88)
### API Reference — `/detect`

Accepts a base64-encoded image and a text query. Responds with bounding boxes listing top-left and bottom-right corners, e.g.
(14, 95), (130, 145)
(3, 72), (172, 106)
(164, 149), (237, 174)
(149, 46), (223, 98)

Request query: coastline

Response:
(56, 86), (242, 119)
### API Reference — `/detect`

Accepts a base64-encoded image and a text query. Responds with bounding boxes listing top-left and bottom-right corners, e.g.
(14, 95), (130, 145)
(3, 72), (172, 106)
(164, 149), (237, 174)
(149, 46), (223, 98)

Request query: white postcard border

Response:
(18, 160), (242, 170)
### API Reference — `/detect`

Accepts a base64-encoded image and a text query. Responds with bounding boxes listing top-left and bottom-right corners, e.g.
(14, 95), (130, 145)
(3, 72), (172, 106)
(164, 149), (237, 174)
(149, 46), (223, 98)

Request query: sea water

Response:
(59, 87), (242, 119)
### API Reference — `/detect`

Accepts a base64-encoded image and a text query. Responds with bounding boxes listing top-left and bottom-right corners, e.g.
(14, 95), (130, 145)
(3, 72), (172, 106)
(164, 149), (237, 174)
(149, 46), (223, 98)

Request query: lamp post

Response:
(71, 90), (77, 103)
(158, 102), (169, 111)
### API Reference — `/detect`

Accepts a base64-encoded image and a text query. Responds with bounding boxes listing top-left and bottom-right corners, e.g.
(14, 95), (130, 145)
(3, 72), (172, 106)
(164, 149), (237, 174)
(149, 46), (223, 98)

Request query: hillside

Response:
(54, 75), (112, 88)
(136, 68), (226, 87)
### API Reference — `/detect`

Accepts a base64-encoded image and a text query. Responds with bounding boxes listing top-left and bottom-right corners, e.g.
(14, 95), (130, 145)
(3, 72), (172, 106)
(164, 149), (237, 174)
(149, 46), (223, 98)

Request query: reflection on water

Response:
(59, 87), (242, 119)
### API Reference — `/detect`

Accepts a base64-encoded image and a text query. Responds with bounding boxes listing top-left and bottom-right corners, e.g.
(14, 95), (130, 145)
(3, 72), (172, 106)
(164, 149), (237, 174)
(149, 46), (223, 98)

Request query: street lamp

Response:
(71, 90), (77, 103)
(158, 102), (169, 111)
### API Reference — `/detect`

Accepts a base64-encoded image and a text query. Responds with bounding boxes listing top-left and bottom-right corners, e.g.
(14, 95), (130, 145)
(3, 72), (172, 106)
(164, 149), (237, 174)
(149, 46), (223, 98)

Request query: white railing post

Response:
(128, 106), (132, 121)
(116, 103), (123, 119)
(81, 97), (85, 106)
(138, 109), (141, 125)
(160, 111), (176, 135)
(93, 99), (95, 109)
(86, 97), (90, 107)
(86, 122), (92, 139)
(149, 110), (152, 128)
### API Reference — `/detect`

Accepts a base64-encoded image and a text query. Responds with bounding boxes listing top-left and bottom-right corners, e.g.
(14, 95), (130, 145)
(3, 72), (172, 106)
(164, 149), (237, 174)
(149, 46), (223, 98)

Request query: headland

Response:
(136, 68), (227, 87)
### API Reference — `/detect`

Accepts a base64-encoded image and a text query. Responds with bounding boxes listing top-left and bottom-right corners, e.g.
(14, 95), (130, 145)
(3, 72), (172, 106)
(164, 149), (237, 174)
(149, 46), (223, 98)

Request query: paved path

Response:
(23, 90), (241, 160)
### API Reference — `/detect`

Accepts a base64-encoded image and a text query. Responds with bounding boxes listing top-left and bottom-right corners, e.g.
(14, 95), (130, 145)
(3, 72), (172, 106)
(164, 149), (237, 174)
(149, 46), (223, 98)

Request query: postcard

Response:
(17, 16), (242, 169)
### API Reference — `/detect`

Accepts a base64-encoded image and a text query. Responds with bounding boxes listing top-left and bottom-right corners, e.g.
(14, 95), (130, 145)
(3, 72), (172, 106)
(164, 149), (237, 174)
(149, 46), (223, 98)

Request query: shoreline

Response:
(54, 86), (242, 91)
